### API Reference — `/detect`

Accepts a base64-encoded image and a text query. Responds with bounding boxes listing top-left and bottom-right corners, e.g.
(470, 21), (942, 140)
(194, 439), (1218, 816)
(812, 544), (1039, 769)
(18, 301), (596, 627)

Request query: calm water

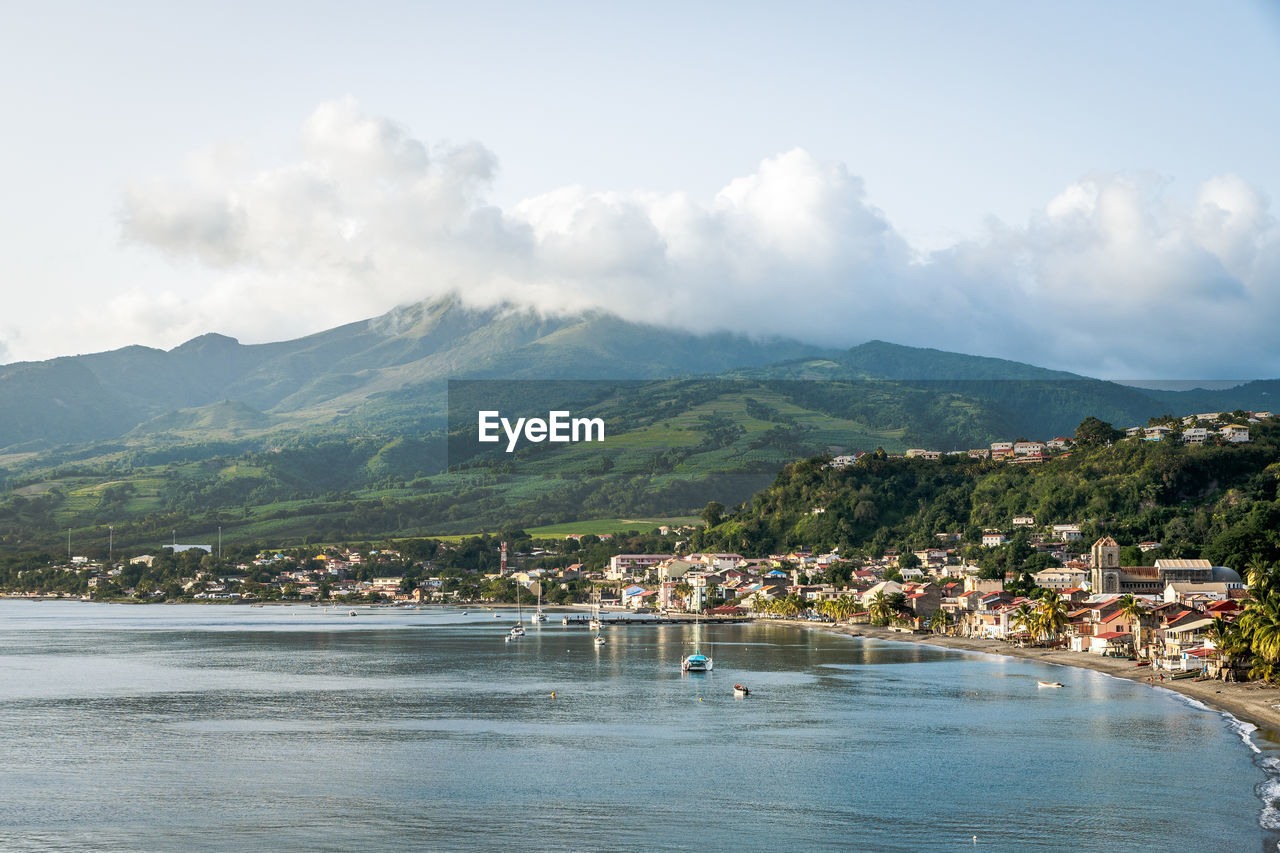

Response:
(0, 600), (1276, 852)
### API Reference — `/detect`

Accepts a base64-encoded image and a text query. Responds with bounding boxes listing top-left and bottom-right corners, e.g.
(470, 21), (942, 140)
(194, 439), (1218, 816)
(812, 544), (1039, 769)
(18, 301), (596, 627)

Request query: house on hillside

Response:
(1052, 524), (1082, 541)
(1221, 424), (1250, 443)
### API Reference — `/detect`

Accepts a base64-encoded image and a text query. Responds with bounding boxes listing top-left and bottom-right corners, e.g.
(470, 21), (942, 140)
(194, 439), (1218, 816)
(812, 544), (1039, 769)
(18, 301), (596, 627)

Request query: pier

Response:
(559, 614), (751, 626)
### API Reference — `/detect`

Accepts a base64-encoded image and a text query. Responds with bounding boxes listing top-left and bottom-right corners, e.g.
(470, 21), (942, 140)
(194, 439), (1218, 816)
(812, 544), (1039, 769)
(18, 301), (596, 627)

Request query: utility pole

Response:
(109, 526), (113, 563)
(218, 526), (222, 559)
(67, 528), (71, 559)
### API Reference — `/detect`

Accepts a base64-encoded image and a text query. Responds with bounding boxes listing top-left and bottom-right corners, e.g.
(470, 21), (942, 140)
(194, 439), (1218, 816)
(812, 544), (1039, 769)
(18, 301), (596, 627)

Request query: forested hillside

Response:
(694, 420), (1280, 570)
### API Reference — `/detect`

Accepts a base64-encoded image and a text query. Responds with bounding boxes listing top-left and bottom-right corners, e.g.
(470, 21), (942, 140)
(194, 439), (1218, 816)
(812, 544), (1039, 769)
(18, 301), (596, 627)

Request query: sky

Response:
(2, 0), (1279, 379)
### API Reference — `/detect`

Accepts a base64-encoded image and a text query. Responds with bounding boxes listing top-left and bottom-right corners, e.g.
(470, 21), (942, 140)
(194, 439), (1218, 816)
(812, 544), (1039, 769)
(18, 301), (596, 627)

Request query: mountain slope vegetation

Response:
(1, 295), (1277, 553)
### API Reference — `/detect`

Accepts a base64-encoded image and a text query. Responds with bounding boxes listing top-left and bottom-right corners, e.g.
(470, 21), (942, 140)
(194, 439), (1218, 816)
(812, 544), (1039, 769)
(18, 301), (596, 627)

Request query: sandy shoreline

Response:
(786, 620), (1280, 737)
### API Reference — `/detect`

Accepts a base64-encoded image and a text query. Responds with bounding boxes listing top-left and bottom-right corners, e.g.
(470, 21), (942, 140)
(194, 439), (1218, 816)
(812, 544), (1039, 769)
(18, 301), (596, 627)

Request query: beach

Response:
(798, 621), (1280, 736)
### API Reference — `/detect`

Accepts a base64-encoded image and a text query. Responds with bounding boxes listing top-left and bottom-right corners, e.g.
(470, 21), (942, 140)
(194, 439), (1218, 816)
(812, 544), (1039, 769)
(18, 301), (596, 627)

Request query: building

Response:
(1182, 427), (1211, 445)
(1052, 524), (1082, 541)
(1031, 567), (1089, 590)
(830, 453), (865, 468)
(607, 554), (672, 579)
(1220, 424), (1250, 443)
(1089, 538), (1240, 595)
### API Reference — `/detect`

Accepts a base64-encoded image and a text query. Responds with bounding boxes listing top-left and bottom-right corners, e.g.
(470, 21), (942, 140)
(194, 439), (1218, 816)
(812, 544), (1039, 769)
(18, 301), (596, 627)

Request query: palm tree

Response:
(1116, 594), (1146, 659)
(1011, 602), (1036, 643)
(673, 581), (693, 612)
(929, 608), (953, 635)
(776, 593), (804, 618)
(1207, 616), (1247, 679)
(1036, 590), (1070, 645)
(868, 591), (893, 626)
(1239, 573), (1280, 681)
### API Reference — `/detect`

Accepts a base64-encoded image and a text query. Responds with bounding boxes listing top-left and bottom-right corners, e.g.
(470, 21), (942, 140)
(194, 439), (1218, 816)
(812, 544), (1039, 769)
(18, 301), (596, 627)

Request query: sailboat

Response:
(533, 582), (547, 623)
(508, 583), (525, 639)
(680, 604), (713, 672)
(589, 588), (606, 644)
(588, 588), (603, 631)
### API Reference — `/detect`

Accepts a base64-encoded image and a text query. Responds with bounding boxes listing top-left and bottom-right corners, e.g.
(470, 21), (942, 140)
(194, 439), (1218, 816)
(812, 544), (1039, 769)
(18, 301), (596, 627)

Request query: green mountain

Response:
(1, 296), (1277, 553)
(0, 297), (831, 450)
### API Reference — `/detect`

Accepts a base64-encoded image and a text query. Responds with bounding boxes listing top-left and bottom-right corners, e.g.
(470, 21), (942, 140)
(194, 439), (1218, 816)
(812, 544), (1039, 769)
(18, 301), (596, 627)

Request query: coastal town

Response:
(0, 526), (1255, 680)
(3, 407), (1278, 734)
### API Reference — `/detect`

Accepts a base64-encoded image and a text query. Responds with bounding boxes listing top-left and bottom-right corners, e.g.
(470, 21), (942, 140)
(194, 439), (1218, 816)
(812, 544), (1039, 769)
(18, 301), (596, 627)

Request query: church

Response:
(1089, 537), (1240, 594)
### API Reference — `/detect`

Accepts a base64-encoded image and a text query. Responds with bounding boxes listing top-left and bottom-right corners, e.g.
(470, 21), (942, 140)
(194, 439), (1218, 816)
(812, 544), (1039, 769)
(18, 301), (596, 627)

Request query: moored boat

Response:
(733, 683), (750, 696)
(1037, 680), (1064, 688)
(533, 583), (546, 622)
(681, 652), (712, 672)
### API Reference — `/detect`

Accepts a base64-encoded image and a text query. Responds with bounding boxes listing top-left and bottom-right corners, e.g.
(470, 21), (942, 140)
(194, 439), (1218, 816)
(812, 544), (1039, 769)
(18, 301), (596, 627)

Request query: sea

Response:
(1, 600), (1277, 852)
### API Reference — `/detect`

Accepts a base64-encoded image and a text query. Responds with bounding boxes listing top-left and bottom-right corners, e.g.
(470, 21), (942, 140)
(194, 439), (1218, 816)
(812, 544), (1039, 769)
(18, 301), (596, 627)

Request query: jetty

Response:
(559, 614), (751, 626)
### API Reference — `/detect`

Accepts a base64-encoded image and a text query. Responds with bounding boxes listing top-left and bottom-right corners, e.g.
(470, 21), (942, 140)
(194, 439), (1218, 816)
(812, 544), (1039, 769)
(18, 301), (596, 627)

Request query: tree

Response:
(1075, 417), (1121, 447)
(700, 501), (726, 528)
(1035, 590), (1069, 644)
(929, 608), (953, 635)
(1207, 616), (1247, 679)
(1116, 594), (1146, 659)
(1240, 562), (1280, 681)
(1011, 602), (1037, 643)
(868, 591), (894, 626)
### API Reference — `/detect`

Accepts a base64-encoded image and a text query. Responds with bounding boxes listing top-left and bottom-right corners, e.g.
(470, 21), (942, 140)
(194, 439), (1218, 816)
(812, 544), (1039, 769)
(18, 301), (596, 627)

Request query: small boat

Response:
(509, 625), (525, 639)
(461, 610), (468, 615)
(1037, 681), (1064, 688)
(682, 653), (712, 673)
(733, 684), (749, 696)
(589, 588), (603, 630)
(593, 633), (606, 646)
(349, 610), (358, 617)
(681, 609), (713, 672)
(494, 613), (501, 618)
(533, 585), (547, 622)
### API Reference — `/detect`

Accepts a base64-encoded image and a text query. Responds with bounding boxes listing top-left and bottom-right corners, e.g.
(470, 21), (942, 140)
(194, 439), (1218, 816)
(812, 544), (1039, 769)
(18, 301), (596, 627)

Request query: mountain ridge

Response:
(2, 295), (1276, 453)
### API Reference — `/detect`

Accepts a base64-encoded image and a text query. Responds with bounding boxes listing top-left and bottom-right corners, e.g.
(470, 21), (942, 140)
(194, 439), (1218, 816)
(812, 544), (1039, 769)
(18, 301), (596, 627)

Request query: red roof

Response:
(1093, 631), (1131, 640)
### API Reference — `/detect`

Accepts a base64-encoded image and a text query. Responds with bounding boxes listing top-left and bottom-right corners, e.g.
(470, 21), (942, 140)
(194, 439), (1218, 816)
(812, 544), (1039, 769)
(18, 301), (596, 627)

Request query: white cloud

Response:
(67, 99), (1278, 378)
